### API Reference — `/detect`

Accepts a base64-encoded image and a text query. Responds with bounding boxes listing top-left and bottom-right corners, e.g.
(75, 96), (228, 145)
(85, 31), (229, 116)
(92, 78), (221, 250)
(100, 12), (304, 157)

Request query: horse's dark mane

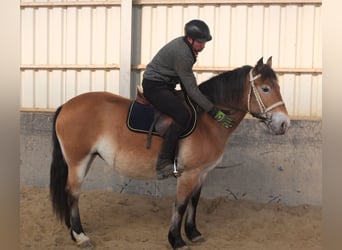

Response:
(198, 64), (277, 107)
(198, 65), (252, 106)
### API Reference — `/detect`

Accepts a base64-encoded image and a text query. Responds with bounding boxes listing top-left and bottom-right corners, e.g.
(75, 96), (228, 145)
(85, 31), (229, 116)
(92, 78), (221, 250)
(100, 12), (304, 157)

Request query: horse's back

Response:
(58, 91), (129, 129)
(62, 91), (129, 111)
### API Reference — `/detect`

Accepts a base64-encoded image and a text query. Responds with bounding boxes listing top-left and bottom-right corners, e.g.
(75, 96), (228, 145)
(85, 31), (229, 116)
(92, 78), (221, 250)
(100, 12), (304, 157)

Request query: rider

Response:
(142, 19), (234, 179)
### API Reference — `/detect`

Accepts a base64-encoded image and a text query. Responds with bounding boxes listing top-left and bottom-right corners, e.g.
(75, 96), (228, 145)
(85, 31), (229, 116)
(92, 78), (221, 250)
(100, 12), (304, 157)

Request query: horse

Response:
(50, 57), (290, 249)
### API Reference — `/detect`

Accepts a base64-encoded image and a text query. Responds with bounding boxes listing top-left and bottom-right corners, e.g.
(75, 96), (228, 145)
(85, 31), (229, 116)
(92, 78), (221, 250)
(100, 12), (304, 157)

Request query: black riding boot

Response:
(156, 122), (184, 179)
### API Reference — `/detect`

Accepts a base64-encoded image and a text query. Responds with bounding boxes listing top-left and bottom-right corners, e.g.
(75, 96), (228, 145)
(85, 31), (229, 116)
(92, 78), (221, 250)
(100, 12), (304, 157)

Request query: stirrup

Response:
(173, 160), (181, 178)
(156, 159), (182, 179)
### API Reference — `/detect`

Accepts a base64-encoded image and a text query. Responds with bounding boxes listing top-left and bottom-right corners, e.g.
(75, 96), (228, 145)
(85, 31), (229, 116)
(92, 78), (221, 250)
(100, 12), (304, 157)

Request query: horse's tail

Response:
(49, 105), (70, 227)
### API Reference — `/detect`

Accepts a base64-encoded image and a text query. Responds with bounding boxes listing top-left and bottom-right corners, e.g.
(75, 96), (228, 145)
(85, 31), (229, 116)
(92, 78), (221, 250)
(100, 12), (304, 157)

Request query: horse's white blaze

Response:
(95, 136), (116, 167)
(72, 231), (90, 245)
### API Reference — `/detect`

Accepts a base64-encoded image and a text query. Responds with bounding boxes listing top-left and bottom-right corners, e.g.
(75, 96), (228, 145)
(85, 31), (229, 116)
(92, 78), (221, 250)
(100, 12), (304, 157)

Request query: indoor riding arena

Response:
(20, 0), (322, 249)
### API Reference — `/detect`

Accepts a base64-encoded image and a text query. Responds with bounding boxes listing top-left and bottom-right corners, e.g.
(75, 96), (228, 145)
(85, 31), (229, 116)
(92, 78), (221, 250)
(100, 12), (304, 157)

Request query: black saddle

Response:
(126, 88), (197, 148)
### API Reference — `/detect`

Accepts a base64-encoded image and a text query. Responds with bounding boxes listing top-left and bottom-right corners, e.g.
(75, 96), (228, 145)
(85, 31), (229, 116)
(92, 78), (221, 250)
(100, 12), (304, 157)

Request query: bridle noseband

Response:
(247, 69), (284, 122)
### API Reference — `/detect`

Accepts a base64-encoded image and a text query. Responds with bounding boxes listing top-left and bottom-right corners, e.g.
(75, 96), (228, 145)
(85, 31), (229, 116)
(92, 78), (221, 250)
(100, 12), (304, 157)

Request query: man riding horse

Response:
(142, 19), (235, 179)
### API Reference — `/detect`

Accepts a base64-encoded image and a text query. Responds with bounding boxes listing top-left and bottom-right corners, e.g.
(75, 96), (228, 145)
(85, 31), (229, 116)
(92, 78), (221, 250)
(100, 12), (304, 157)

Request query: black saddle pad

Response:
(126, 99), (197, 138)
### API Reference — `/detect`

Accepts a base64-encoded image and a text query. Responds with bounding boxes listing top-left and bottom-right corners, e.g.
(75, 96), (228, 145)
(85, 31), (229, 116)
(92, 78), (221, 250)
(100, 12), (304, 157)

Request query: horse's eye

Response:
(261, 86), (270, 93)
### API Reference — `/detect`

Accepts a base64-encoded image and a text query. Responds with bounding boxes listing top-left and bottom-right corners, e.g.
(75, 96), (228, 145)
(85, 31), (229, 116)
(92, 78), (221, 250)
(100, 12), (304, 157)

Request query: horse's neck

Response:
(197, 111), (246, 145)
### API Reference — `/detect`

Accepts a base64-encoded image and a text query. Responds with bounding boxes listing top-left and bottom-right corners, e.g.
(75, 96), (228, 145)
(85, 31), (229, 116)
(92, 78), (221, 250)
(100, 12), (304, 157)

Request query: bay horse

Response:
(50, 57), (290, 249)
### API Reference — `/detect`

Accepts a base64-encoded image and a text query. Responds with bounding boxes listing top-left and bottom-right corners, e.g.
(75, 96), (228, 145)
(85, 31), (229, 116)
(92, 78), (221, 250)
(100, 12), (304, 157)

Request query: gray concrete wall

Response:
(20, 111), (322, 206)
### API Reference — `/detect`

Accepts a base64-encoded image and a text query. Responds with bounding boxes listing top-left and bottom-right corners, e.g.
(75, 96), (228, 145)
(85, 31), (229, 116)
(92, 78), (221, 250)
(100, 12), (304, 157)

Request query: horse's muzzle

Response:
(266, 112), (290, 135)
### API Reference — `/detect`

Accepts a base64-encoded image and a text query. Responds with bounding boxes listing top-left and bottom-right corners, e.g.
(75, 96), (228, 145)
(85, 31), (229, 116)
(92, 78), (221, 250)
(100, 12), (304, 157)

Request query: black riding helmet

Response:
(184, 19), (212, 42)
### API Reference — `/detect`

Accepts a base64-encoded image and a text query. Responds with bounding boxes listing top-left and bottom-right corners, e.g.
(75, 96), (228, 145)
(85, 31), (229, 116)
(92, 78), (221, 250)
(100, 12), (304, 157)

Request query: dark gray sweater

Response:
(143, 36), (214, 112)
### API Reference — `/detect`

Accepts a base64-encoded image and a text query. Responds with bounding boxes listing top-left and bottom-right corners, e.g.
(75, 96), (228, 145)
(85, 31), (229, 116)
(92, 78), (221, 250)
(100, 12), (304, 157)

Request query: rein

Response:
(219, 68), (284, 122)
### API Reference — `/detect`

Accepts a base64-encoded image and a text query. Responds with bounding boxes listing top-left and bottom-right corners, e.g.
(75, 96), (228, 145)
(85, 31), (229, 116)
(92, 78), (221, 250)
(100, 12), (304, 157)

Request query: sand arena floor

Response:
(20, 186), (321, 250)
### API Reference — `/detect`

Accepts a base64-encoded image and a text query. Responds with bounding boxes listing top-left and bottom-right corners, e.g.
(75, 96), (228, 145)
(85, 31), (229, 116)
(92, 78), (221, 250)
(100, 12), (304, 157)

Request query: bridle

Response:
(219, 68), (284, 124)
(247, 68), (284, 123)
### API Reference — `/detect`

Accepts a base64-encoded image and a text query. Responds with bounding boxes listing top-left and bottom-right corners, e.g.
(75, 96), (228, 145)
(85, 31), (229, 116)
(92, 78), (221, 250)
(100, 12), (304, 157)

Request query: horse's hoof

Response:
(78, 239), (95, 249)
(72, 231), (95, 249)
(191, 235), (205, 243)
(174, 246), (190, 250)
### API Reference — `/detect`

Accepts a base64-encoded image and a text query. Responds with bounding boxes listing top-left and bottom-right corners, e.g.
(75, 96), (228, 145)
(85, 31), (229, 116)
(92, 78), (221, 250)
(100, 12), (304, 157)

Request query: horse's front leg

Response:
(168, 196), (190, 249)
(184, 186), (205, 242)
(168, 173), (202, 249)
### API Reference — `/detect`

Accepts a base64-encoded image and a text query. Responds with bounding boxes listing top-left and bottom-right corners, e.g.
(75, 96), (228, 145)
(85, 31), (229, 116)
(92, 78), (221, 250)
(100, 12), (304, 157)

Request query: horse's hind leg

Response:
(66, 154), (96, 248)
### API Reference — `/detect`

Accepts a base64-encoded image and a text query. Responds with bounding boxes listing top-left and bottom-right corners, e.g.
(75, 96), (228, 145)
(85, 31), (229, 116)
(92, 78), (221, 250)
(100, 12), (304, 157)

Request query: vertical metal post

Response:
(119, 0), (133, 98)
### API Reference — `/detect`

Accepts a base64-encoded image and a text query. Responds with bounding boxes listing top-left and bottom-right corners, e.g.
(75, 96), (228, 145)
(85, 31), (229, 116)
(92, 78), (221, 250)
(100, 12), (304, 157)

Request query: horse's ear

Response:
(266, 56), (272, 68)
(255, 57), (264, 72)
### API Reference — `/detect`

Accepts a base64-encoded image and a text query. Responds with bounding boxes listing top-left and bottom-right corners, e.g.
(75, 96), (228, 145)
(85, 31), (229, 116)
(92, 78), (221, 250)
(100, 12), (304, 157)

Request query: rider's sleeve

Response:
(174, 55), (214, 112)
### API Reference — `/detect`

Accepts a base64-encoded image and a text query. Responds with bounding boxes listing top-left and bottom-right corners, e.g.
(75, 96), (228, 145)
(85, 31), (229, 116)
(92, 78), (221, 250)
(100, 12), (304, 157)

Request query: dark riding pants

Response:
(142, 79), (190, 129)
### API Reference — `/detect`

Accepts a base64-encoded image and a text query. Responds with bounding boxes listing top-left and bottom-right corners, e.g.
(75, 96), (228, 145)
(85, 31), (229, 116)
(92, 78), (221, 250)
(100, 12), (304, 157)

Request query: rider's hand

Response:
(208, 107), (234, 128)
